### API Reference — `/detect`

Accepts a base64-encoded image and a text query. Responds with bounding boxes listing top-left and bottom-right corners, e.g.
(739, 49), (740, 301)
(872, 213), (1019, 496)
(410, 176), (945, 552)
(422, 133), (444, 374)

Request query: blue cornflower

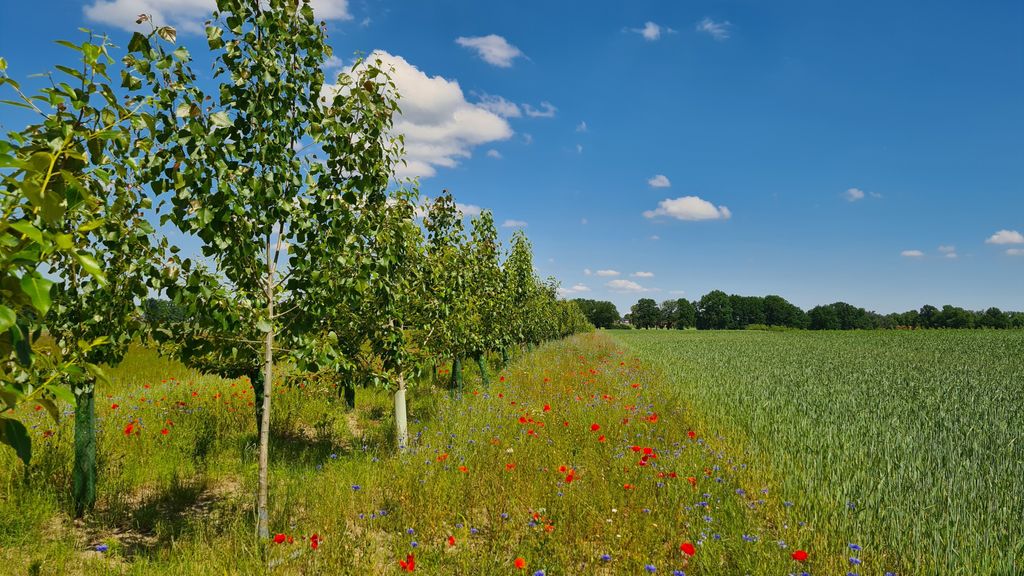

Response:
(849, 543), (862, 552)
(672, 571), (686, 576)
(351, 485), (361, 491)
(95, 544), (109, 553)
(600, 554), (611, 562)
(411, 541), (418, 548)
(849, 558), (862, 565)
(645, 565), (657, 573)
(406, 528), (415, 535)
(533, 571), (545, 576)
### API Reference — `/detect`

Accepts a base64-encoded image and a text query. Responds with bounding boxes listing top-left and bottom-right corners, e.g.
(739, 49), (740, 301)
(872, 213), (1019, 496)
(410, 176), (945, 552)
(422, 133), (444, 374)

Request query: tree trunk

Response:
(450, 356), (463, 397)
(249, 369), (265, 437)
(256, 241), (275, 541)
(72, 380), (97, 517)
(501, 347), (510, 368)
(342, 382), (356, 410)
(394, 372), (408, 452)
(475, 352), (490, 387)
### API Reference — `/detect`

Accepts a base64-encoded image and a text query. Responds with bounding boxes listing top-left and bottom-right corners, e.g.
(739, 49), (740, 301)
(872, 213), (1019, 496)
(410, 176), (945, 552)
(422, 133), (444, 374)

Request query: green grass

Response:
(1, 334), (851, 575)
(612, 329), (1024, 575)
(6, 331), (1011, 574)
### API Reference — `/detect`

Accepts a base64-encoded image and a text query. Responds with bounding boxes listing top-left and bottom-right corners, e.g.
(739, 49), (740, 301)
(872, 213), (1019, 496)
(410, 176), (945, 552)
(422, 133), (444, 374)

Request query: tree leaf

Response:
(74, 252), (107, 284)
(127, 32), (150, 53)
(157, 26), (177, 44)
(0, 417), (31, 468)
(0, 305), (15, 333)
(19, 272), (54, 316)
(210, 111), (231, 128)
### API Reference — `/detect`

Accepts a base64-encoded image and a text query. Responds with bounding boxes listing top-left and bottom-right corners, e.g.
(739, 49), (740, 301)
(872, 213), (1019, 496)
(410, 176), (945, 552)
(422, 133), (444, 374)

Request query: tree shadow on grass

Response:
(84, 474), (245, 561)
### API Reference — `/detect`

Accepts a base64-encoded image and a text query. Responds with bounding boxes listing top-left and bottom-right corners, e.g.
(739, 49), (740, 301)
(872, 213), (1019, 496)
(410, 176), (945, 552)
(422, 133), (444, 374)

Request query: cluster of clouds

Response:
(901, 229), (1023, 259)
(629, 18), (731, 42)
(843, 187), (883, 202)
(641, 174), (732, 221)
(580, 268), (658, 294)
(986, 229), (1024, 256)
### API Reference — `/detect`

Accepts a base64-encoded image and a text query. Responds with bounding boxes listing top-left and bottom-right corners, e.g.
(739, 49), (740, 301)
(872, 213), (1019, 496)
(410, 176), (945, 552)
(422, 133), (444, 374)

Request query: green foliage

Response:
(0, 31), (171, 470)
(572, 299), (621, 328)
(628, 298), (661, 329)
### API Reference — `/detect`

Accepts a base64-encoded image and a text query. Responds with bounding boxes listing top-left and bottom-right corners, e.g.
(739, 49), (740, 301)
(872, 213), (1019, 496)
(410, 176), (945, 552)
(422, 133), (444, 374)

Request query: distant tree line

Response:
(574, 291), (1024, 331)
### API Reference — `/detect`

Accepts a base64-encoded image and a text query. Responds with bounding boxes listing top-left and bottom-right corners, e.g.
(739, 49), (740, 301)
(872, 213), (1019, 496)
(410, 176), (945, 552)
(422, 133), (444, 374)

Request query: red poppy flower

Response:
(623, 483), (634, 490)
(447, 535), (456, 547)
(543, 404), (551, 412)
(687, 476), (697, 488)
(597, 435), (606, 442)
(590, 423), (601, 432)
(273, 533), (286, 544)
(399, 553), (415, 571)
(631, 445), (643, 452)
(680, 542), (696, 556)
(499, 376), (505, 382)
(110, 403), (119, 410)
(558, 465), (567, 473)
(310, 533), (320, 550)
(458, 465), (468, 473)
(34, 405), (42, 412)
(437, 453), (449, 462)
(791, 549), (808, 562)
(631, 383), (640, 388)
(646, 413), (659, 423)
(565, 470), (576, 483)
(123, 422), (135, 436)
(505, 463), (516, 471)
(514, 557), (526, 569)
(160, 428), (169, 435)
(518, 416), (528, 424)
(687, 430), (696, 439)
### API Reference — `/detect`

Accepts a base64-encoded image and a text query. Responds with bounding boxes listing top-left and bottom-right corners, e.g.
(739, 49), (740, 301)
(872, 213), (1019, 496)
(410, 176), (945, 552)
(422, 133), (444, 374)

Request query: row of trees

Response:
(1, 0), (589, 544)
(581, 292), (1023, 331)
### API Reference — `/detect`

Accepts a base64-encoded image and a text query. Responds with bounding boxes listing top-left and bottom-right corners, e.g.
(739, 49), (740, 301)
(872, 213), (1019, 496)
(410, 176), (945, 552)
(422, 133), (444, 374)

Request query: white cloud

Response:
(486, 149), (502, 159)
(575, 144), (584, 154)
(938, 245), (958, 259)
(583, 268), (593, 276)
(576, 121), (588, 133)
(521, 133), (533, 145)
(632, 271), (655, 278)
(523, 102), (557, 118)
(986, 229), (1024, 245)
(338, 51), (512, 179)
(632, 21), (663, 41)
(643, 196), (732, 221)
(85, 0), (350, 33)
(1006, 248), (1024, 256)
(457, 203), (482, 217)
(843, 187), (866, 202)
(558, 283), (592, 297)
(476, 94), (522, 118)
(901, 250), (924, 258)
(648, 174), (671, 188)
(595, 269), (620, 277)
(501, 219), (528, 228)
(455, 34), (524, 67)
(649, 235), (660, 241)
(696, 17), (731, 41)
(607, 279), (649, 293)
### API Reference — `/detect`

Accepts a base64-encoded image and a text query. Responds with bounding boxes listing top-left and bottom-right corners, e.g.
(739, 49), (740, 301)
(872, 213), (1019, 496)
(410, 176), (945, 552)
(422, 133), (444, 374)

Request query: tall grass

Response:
(0, 334), (884, 574)
(613, 329), (1024, 575)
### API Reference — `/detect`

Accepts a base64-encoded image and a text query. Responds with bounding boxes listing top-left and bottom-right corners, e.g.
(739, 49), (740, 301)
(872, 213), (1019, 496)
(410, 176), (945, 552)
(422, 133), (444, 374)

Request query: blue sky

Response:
(2, 0), (1022, 314)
